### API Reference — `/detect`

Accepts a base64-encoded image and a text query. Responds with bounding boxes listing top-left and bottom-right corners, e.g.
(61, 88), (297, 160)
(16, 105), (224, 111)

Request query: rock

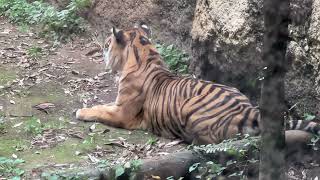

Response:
(308, 0), (320, 92)
(191, 0), (320, 117)
(191, 0), (263, 102)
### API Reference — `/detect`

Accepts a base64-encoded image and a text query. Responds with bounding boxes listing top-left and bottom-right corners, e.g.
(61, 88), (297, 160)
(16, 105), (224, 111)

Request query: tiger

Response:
(75, 23), (320, 145)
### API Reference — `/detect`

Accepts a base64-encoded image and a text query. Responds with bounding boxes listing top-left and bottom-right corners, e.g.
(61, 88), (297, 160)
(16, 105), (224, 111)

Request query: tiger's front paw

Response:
(75, 109), (83, 120)
(75, 108), (95, 121)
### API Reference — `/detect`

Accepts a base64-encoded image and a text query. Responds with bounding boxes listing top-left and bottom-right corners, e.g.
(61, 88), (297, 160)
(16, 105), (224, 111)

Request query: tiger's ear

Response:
(135, 22), (152, 38)
(112, 27), (125, 45)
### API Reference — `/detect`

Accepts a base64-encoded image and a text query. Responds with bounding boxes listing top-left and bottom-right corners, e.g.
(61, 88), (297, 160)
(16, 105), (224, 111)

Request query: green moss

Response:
(43, 118), (68, 130)
(0, 139), (30, 157)
(0, 67), (17, 85)
(23, 83), (66, 104)
(21, 140), (82, 166)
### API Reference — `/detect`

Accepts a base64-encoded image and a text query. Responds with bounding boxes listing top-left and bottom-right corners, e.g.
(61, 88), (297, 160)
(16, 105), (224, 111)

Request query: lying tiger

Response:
(76, 23), (320, 145)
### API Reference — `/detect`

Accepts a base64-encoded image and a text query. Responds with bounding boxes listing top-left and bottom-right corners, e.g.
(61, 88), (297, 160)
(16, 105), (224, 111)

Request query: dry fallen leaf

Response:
(87, 153), (99, 163)
(157, 152), (169, 156)
(104, 141), (126, 148)
(98, 72), (108, 77)
(85, 47), (101, 56)
(101, 128), (110, 134)
(89, 123), (96, 132)
(33, 102), (55, 113)
(12, 122), (23, 128)
(151, 175), (161, 180)
(71, 70), (80, 75)
(33, 102), (55, 109)
(9, 100), (15, 104)
(118, 137), (126, 141)
(164, 140), (183, 148)
(1, 29), (11, 34)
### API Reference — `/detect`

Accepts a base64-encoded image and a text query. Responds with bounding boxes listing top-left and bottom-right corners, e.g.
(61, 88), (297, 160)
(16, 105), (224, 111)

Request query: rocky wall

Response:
(191, 0), (320, 117)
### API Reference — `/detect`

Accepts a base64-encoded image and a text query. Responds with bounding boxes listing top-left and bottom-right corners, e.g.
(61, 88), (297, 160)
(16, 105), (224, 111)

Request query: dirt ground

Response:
(1, 9), (320, 179)
(0, 16), (186, 178)
(47, 0), (196, 54)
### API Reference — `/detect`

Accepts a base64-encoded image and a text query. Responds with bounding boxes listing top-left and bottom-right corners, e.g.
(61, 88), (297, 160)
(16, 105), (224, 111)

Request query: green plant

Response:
(194, 135), (259, 155)
(0, 157), (25, 179)
(114, 159), (143, 179)
(27, 46), (42, 59)
(146, 137), (158, 145)
(189, 161), (226, 179)
(40, 1), (87, 40)
(82, 133), (97, 145)
(129, 159), (142, 172)
(303, 113), (316, 121)
(191, 135), (260, 179)
(309, 135), (320, 151)
(41, 172), (81, 180)
(206, 161), (226, 177)
(156, 44), (189, 74)
(115, 165), (125, 179)
(97, 160), (109, 169)
(24, 117), (44, 135)
(0, 0), (90, 41)
(14, 141), (28, 152)
(189, 162), (200, 173)
(41, 172), (60, 180)
(0, 115), (5, 133)
(191, 159), (254, 179)
(17, 24), (29, 32)
(0, 123), (4, 133)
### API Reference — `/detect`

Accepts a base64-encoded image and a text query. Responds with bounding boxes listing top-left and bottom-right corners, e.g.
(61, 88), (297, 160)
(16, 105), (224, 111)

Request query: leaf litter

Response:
(0, 17), (186, 178)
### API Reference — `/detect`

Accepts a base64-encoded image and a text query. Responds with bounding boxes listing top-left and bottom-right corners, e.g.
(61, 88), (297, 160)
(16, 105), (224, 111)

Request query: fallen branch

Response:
(56, 131), (315, 179)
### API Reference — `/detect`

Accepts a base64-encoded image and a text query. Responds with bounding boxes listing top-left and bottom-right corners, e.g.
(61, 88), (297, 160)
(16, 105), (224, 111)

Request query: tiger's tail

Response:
(287, 120), (320, 135)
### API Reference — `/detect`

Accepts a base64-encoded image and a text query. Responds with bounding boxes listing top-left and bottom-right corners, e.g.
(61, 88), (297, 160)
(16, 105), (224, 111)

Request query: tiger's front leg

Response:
(75, 104), (141, 130)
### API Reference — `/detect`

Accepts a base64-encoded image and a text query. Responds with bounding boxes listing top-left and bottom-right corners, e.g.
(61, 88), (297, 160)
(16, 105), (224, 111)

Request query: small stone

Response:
(71, 70), (79, 75)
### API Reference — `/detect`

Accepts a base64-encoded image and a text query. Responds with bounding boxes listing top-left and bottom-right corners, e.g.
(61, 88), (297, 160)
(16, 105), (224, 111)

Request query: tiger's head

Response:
(103, 23), (161, 74)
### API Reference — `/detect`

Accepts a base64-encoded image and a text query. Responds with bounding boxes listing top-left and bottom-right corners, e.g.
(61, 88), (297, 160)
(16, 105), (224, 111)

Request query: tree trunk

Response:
(259, 0), (290, 179)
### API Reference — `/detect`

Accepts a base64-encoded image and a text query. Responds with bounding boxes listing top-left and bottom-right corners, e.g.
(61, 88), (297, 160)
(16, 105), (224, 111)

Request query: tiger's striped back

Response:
(142, 70), (260, 144)
(100, 23), (320, 145)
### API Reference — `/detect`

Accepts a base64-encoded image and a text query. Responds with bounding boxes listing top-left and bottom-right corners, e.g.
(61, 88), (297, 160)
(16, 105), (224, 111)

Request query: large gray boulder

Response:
(191, 0), (320, 117)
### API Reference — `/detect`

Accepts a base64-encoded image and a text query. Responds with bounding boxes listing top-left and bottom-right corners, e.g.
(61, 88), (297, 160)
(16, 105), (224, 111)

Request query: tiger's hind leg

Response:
(76, 104), (142, 130)
(192, 135), (216, 145)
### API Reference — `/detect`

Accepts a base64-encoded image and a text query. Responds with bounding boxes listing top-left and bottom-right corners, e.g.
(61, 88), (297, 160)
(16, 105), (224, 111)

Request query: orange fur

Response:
(76, 24), (320, 144)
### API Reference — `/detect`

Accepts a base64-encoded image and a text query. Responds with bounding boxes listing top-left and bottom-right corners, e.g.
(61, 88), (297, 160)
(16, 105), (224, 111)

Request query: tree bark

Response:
(259, 0), (290, 179)
(56, 132), (314, 179)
